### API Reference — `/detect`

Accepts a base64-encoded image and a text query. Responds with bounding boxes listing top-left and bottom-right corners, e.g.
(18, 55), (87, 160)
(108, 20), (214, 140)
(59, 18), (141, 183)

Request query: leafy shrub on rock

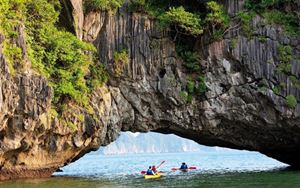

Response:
(113, 50), (129, 76)
(205, 1), (230, 40)
(159, 6), (203, 37)
(84, 0), (124, 12)
(285, 94), (297, 109)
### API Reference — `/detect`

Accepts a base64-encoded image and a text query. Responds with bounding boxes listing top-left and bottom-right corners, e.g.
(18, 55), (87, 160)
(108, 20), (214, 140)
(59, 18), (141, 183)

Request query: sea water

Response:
(1, 151), (300, 188)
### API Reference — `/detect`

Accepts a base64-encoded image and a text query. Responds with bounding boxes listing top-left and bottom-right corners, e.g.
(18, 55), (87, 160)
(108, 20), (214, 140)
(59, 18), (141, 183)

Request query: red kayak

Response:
(171, 167), (197, 171)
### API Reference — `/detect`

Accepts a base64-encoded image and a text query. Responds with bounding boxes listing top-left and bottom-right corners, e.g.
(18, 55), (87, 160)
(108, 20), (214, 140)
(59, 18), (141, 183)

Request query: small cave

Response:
(219, 83), (230, 93)
(159, 69), (166, 78)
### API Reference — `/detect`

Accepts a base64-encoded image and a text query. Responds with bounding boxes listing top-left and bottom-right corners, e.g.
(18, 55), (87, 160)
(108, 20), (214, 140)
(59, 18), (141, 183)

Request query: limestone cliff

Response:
(1, 0), (300, 180)
(0, 20), (115, 179)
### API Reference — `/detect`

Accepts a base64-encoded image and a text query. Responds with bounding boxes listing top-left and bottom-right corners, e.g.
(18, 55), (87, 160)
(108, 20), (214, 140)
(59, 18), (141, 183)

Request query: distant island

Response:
(97, 132), (238, 155)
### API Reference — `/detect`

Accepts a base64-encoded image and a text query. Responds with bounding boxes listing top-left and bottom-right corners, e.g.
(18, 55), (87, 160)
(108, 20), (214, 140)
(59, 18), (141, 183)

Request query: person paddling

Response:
(151, 165), (157, 173)
(146, 166), (155, 175)
(141, 161), (165, 175)
(179, 162), (188, 169)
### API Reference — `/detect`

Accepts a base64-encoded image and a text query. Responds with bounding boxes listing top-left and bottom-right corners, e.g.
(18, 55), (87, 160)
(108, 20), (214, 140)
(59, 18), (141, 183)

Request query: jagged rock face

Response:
(1, 0), (300, 181)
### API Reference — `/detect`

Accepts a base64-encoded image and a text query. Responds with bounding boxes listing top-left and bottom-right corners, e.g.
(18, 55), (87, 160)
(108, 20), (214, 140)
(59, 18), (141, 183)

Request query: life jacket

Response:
(180, 164), (188, 169)
(146, 169), (154, 175)
(152, 167), (157, 173)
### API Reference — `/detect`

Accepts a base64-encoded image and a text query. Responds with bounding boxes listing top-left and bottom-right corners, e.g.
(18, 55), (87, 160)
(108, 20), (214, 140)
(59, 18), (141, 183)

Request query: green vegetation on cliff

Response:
(83, 0), (229, 41)
(113, 50), (129, 77)
(0, 0), (108, 115)
(176, 44), (200, 72)
(286, 94), (297, 108)
(205, 1), (230, 40)
(237, 0), (300, 104)
(84, 0), (124, 13)
(159, 6), (203, 36)
(143, 0), (229, 40)
(125, 1), (228, 101)
(242, 0), (300, 37)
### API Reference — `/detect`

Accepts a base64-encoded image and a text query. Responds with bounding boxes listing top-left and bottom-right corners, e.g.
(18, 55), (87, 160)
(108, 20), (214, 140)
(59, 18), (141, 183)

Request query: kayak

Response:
(171, 167), (197, 171)
(179, 169), (188, 172)
(144, 173), (161, 179)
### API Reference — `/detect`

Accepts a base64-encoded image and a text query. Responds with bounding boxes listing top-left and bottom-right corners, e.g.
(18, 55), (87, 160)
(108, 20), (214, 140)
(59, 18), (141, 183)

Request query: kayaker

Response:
(151, 165), (157, 173)
(180, 162), (188, 169)
(146, 166), (155, 175)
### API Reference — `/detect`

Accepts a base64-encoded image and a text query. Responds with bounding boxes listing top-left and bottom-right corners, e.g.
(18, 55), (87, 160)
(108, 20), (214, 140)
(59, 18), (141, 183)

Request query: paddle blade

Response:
(171, 168), (178, 171)
(157, 160), (166, 168)
(141, 171), (146, 174)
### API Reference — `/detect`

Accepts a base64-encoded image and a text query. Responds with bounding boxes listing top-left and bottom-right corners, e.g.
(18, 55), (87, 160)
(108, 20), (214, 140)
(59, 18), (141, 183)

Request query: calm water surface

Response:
(1, 152), (300, 187)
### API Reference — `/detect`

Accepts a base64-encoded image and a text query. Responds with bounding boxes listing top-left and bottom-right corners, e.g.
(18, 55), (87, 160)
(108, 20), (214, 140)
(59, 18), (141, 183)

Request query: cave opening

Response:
(54, 131), (287, 178)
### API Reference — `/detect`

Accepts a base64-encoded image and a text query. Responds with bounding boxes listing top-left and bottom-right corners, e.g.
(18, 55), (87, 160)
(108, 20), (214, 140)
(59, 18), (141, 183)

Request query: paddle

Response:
(141, 160), (166, 174)
(171, 166), (197, 171)
(156, 160), (166, 169)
